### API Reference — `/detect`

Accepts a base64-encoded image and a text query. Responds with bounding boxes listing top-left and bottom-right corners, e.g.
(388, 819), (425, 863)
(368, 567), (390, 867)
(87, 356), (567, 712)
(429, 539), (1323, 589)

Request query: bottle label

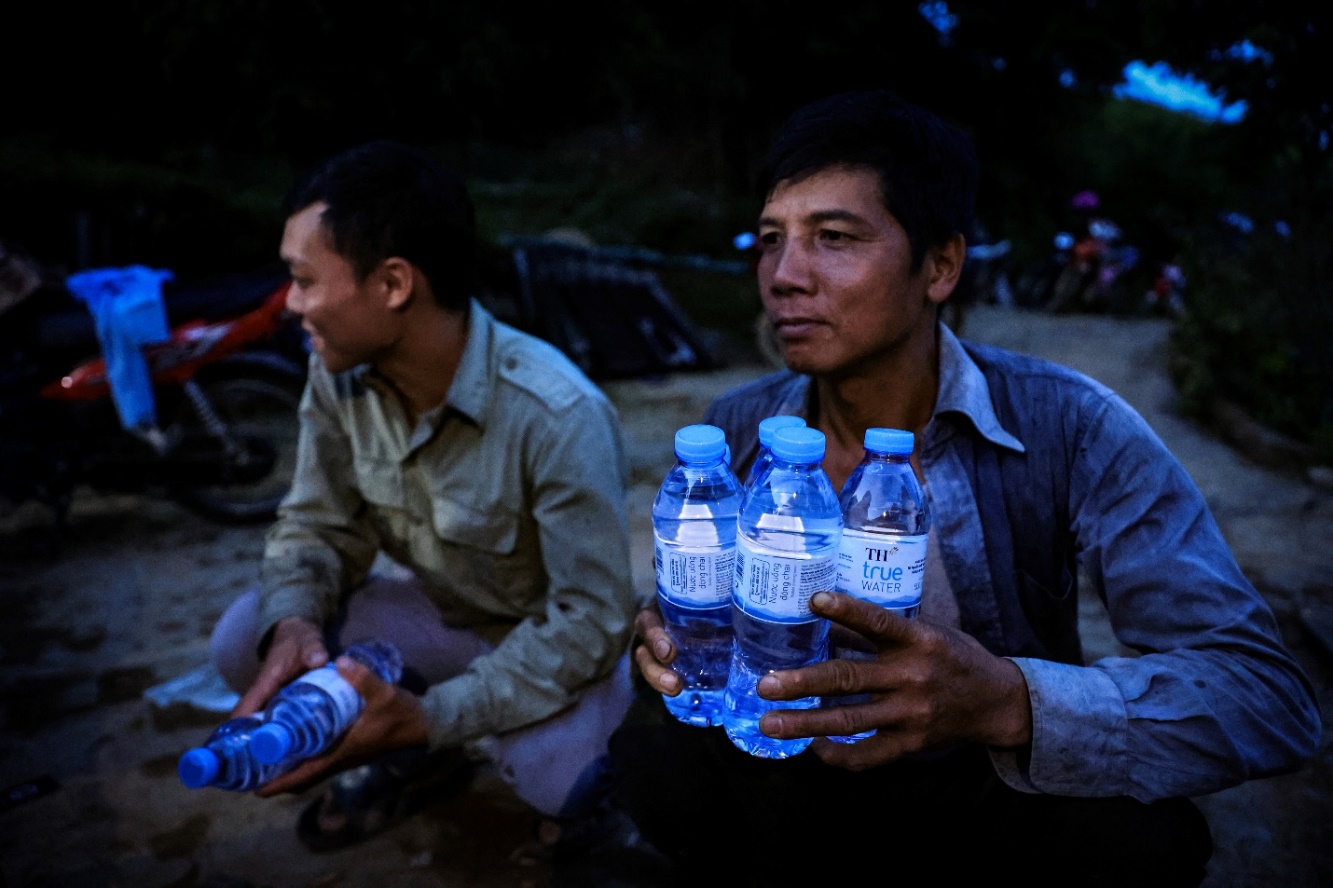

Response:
(836, 529), (927, 608)
(655, 537), (735, 607)
(733, 535), (836, 622)
(297, 665), (362, 723)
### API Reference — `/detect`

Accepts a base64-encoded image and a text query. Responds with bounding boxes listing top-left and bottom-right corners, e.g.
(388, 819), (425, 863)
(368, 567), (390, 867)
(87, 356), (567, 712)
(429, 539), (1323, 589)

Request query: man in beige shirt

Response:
(209, 140), (638, 853)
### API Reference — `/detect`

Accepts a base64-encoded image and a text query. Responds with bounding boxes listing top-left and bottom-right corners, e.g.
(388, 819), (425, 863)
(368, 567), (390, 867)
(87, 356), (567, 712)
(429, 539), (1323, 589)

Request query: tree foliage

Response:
(1, 1), (1328, 452)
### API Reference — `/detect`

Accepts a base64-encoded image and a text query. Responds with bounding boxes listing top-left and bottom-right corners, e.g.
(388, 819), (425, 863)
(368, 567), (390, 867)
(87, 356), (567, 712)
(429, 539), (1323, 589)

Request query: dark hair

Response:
(283, 140), (476, 311)
(757, 89), (979, 272)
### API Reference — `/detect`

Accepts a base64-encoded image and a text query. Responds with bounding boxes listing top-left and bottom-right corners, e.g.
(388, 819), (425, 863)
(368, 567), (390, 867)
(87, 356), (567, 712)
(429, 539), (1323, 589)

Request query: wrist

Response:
(988, 658), (1034, 749)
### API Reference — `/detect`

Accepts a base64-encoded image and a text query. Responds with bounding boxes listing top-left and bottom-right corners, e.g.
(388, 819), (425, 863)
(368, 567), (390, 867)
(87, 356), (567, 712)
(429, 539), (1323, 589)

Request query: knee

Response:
(209, 589), (263, 693)
(986, 794), (1213, 887)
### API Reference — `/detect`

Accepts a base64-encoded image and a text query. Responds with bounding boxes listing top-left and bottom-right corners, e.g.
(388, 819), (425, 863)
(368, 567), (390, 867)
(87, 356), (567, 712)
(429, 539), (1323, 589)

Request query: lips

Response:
(772, 316), (824, 338)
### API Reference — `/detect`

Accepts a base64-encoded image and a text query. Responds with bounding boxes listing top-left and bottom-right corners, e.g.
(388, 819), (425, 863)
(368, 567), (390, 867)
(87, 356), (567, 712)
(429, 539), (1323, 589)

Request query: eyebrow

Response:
(758, 208), (870, 228)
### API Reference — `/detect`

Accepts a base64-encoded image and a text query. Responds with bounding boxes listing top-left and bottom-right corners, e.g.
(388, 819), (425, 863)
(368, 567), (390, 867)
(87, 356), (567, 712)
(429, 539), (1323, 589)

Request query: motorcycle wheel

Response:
(1046, 265), (1090, 314)
(170, 369), (304, 524)
(1011, 260), (1060, 309)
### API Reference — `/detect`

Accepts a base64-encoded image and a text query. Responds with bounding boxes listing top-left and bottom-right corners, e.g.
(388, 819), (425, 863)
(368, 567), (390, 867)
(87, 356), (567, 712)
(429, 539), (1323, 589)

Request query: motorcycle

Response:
(0, 243), (308, 533)
(1043, 217), (1140, 314)
(1143, 260), (1187, 319)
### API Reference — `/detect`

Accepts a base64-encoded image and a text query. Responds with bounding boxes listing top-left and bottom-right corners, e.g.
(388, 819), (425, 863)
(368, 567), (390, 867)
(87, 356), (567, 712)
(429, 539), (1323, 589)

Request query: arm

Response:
(259, 363), (381, 634)
(989, 394), (1321, 801)
(243, 363), (382, 711)
(417, 393), (638, 746)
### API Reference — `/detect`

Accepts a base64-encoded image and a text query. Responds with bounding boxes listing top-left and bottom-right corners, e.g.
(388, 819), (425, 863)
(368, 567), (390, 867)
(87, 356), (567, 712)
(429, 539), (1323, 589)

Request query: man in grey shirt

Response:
(613, 90), (1320, 886)
(210, 140), (638, 853)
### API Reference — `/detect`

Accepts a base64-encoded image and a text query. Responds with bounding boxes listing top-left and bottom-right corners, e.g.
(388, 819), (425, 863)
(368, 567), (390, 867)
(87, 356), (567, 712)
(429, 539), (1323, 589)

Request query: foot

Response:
(296, 749), (474, 853)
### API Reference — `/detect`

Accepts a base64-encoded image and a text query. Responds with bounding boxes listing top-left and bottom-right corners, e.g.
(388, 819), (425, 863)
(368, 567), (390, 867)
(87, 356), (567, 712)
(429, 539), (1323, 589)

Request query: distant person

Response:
(209, 140), (639, 855)
(1049, 189), (1140, 312)
(610, 89), (1321, 886)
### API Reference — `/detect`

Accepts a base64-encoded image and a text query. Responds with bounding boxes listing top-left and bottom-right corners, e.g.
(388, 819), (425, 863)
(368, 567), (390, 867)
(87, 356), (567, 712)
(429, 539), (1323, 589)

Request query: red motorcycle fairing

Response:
(41, 282), (292, 401)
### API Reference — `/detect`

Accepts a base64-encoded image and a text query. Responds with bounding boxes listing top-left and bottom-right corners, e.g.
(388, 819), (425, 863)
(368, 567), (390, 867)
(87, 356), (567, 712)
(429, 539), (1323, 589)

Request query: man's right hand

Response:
(231, 616), (329, 718)
(631, 603), (683, 697)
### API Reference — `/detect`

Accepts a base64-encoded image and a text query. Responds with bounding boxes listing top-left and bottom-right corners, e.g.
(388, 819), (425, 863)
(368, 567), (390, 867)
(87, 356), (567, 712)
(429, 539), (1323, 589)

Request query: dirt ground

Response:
(1, 305), (1330, 888)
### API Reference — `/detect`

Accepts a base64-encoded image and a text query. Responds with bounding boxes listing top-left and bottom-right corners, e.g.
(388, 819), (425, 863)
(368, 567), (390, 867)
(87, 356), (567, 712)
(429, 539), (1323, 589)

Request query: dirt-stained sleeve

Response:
(989, 390), (1320, 801)
(257, 361), (381, 646)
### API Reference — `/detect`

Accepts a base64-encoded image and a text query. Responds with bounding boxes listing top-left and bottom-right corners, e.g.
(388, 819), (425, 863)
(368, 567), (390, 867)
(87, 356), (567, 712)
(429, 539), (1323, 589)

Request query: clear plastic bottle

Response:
(249, 640), (404, 765)
(178, 715), (287, 791)
(724, 425), (842, 758)
(744, 415), (807, 488)
(827, 428), (930, 744)
(653, 424), (744, 728)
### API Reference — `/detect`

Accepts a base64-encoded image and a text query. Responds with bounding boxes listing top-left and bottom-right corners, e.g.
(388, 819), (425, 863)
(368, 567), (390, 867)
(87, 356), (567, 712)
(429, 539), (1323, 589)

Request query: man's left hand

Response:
(255, 654), (431, 797)
(757, 591), (1033, 771)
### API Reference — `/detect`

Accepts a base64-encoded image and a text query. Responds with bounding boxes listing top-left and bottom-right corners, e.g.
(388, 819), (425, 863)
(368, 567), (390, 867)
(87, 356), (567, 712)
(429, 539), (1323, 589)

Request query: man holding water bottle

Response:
(612, 89), (1320, 886)
(207, 140), (640, 858)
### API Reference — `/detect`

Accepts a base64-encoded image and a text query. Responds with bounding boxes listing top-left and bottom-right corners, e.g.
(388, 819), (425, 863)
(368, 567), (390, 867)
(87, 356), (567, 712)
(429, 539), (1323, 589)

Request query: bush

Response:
(1169, 217), (1333, 466)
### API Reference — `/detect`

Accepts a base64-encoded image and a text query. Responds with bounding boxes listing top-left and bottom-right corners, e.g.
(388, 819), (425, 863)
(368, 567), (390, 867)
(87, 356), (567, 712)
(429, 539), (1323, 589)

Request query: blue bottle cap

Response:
(864, 427), (914, 456)
(674, 424), (727, 463)
(757, 415), (806, 447)
(250, 722), (295, 764)
(770, 426), (826, 463)
(178, 748), (220, 788)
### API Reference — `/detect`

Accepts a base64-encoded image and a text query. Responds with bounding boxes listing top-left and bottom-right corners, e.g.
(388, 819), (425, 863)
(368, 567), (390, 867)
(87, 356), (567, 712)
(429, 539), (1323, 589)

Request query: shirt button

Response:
(505, 357), (518, 370)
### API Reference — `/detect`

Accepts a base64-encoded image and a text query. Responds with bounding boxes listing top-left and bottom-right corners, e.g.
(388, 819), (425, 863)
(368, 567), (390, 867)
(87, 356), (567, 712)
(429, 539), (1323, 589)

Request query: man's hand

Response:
(631, 602), (683, 696)
(255, 653), (431, 797)
(232, 616), (329, 718)
(757, 591), (1033, 770)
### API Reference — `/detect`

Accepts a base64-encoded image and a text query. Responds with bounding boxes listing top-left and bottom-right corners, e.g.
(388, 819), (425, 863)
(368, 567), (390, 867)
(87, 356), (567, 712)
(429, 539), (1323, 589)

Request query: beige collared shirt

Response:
(259, 299), (636, 749)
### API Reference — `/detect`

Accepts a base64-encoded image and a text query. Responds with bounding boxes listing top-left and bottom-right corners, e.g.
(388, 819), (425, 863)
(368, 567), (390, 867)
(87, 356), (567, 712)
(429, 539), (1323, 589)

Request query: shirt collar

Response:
(934, 322), (1025, 453)
(356, 297), (492, 430)
(781, 324), (1023, 454)
(443, 297), (492, 428)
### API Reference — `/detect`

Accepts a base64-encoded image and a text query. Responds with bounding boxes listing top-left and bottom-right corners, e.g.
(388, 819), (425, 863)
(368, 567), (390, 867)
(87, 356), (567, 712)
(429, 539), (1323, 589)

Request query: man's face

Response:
(756, 165), (937, 378)
(280, 202), (397, 374)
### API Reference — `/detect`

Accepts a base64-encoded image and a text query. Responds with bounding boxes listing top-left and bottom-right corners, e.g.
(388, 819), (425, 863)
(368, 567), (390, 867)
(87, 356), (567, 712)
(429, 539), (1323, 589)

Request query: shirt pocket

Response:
(1015, 564), (1082, 664)
(1016, 564), (1076, 603)
(431, 495), (519, 555)
(354, 457), (406, 509)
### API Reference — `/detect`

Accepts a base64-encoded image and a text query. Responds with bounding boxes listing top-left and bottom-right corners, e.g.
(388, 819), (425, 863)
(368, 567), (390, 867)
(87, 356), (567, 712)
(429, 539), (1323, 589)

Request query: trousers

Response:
(608, 687), (1213, 887)
(211, 569), (633, 819)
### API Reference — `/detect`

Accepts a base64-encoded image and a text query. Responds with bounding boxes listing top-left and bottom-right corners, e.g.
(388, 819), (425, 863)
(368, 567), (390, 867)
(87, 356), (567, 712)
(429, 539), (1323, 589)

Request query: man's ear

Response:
(925, 233), (966, 306)
(379, 257), (415, 311)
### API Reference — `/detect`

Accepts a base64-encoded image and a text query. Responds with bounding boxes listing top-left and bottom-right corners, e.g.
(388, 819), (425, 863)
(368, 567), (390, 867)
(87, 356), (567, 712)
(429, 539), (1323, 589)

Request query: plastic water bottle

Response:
(653, 424), (744, 728)
(724, 426), (842, 759)
(744, 415), (807, 488)
(178, 715), (287, 791)
(827, 428), (930, 744)
(249, 640), (403, 765)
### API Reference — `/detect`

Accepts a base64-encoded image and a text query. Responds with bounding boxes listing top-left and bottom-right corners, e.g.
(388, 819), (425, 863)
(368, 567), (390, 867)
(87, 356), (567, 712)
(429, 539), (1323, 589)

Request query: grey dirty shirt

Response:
(259, 299), (637, 750)
(704, 322), (1319, 803)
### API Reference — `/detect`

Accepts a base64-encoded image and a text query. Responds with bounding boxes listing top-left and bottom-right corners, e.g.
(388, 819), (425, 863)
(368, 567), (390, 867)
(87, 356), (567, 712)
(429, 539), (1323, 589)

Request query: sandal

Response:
(296, 748), (475, 853)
